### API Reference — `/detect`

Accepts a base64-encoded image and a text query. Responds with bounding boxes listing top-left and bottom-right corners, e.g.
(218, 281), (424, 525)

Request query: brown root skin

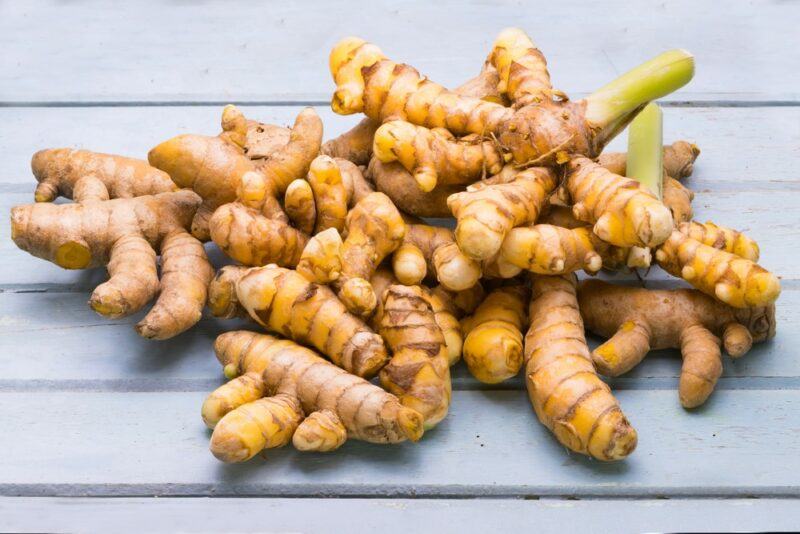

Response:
(370, 268), (463, 366)
(208, 331), (423, 462)
(578, 279), (776, 408)
(368, 158), (462, 218)
(283, 179), (316, 235)
(335, 192), (406, 317)
(565, 156), (674, 248)
(321, 118), (380, 165)
(526, 275), (637, 460)
(209, 202), (309, 267)
(462, 285), (528, 384)
(655, 230), (779, 308)
(378, 285), (452, 428)
(149, 107), (321, 240)
(208, 264), (388, 378)
(488, 27), (553, 106)
(373, 121), (504, 192)
(448, 167), (557, 260)
(393, 224), (481, 291)
(10, 191), (211, 339)
(32, 149), (177, 203)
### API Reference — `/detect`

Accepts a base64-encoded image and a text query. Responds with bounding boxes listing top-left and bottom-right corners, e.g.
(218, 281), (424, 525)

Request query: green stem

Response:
(626, 103), (663, 199)
(584, 49), (694, 138)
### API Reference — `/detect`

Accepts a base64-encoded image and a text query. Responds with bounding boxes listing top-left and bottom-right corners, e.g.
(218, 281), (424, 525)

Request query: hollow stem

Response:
(626, 103), (663, 199)
(584, 49), (694, 138)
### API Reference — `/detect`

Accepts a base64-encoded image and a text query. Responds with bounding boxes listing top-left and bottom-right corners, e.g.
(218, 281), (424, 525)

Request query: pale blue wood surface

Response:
(0, 1), (798, 532)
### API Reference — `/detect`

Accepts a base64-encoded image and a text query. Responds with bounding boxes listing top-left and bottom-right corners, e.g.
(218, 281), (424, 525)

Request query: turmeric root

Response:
(206, 331), (423, 462)
(373, 122), (504, 192)
(597, 140), (700, 223)
(526, 275), (637, 460)
(654, 229), (779, 308)
(300, 192), (406, 317)
(370, 267), (463, 366)
(331, 31), (692, 181)
(392, 223), (481, 291)
(321, 118), (380, 165)
(31, 149), (176, 203)
(10, 190), (213, 339)
(283, 179), (316, 234)
(676, 221), (760, 262)
(207, 264), (388, 378)
(500, 224), (641, 275)
(368, 158), (463, 218)
(462, 285), (528, 384)
(149, 106), (322, 240)
(563, 157), (674, 248)
(579, 279), (776, 408)
(378, 285), (451, 428)
(448, 167), (558, 260)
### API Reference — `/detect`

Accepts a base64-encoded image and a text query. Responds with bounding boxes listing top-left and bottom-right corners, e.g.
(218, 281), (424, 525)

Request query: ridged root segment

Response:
(378, 285), (452, 428)
(329, 37), (511, 135)
(677, 221), (759, 262)
(526, 275), (637, 461)
(10, 191), (206, 338)
(462, 285), (528, 384)
(136, 230), (215, 339)
(373, 121), (503, 192)
(336, 192), (406, 317)
(201, 371), (267, 429)
(230, 265), (389, 378)
(31, 148), (176, 202)
(487, 27), (552, 105)
(655, 230), (779, 308)
(307, 155), (348, 233)
(392, 224), (481, 291)
(578, 279), (777, 408)
(565, 157), (674, 248)
(449, 167), (557, 260)
(500, 225), (610, 275)
(208, 331), (423, 462)
(209, 202), (308, 267)
(663, 177), (694, 223)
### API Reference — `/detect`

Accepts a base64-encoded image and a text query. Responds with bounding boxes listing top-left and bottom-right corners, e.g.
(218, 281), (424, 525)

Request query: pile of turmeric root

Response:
(10, 29), (779, 463)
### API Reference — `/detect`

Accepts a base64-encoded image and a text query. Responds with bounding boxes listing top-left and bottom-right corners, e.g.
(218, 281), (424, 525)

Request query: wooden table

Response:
(1, 1), (799, 532)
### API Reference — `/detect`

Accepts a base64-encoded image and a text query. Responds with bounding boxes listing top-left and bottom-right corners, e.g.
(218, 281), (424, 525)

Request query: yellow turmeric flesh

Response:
(11, 191), (213, 339)
(579, 279), (776, 408)
(31, 148), (177, 203)
(206, 331), (423, 462)
(207, 265), (388, 378)
(526, 275), (637, 460)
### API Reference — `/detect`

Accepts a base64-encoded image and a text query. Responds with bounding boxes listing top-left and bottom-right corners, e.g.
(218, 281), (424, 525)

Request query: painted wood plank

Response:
(1, 389), (799, 497)
(0, 289), (795, 388)
(1, 1), (798, 103)
(1, 106), (798, 189)
(2, 497), (799, 534)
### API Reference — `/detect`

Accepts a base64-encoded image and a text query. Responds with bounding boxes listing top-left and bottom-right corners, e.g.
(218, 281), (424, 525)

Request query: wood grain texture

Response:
(1, 0), (798, 103)
(1, 389), (799, 497)
(2, 497), (799, 534)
